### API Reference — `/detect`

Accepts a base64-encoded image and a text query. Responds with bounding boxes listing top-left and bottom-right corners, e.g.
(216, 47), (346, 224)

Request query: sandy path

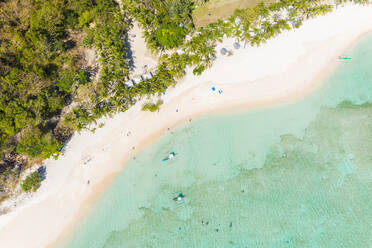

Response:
(127, 22), (158, 76)
(0, 4), (372, 248)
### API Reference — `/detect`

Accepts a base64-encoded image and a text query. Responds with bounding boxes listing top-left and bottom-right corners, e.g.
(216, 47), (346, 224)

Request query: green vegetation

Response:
(1, 0), (95, 160)
(0, 0), (129, 195)
(142, 100), (164, 112)
(16, 128), (60, 159)
(193, 0), (275, 27)
(126, 0), (195, 51)
(21, 172), (42, 192)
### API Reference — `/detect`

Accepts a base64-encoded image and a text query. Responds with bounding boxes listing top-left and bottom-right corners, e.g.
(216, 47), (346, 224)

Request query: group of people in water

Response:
(177, 220), (233, 233)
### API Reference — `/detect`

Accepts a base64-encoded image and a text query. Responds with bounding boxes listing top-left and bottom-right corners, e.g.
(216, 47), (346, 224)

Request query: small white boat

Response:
(162, 152), (176, 162)
(173, 193), (185, 201)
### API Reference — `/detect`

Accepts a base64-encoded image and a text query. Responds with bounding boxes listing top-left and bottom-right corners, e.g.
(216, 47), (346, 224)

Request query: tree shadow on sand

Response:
(37, 166), (47, 181)
(123, 22), (135, 73)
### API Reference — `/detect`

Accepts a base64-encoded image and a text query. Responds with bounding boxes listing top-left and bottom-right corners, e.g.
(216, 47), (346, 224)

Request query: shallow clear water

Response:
(63, 34), (372, 248)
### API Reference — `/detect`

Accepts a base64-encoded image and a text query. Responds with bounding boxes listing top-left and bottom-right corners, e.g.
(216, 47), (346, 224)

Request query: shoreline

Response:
(1, 4), (372, 248)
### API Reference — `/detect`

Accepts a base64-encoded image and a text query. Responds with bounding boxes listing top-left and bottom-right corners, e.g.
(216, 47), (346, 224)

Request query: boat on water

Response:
(162, 152), (176, 162)
(173, 193), (185, 201)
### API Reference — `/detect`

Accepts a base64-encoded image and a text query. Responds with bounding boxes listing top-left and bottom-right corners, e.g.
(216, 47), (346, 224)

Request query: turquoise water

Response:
(63, 34), (372, 248)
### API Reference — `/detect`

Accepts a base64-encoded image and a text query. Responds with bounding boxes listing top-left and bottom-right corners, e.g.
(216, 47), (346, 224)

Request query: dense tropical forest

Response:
(0, 0), (369, 201)
(0, 0), (129, 200)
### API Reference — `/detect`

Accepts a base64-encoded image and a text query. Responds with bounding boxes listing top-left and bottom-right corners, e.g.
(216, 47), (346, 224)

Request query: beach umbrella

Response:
(220, 48), (228, 55)
(233, 42), (241, 49)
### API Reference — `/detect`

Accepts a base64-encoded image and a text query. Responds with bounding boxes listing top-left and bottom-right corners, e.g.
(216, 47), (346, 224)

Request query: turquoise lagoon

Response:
(63, 34), (372, 248)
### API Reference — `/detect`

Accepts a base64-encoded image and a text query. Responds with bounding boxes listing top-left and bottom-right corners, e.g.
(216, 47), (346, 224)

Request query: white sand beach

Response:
(1, 4), (372, 248)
